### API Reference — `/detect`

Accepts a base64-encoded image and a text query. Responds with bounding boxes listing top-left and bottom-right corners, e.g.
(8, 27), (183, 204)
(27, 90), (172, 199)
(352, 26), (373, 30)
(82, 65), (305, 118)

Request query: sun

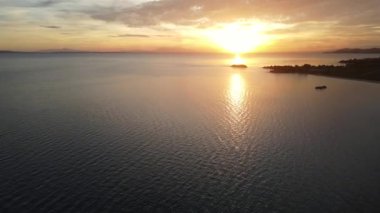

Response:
(207, 22), (269, 54)
(232, 55), (246, 65)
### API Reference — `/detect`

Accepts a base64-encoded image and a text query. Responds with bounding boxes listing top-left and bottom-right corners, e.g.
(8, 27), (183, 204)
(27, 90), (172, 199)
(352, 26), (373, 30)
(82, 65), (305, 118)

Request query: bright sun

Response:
(232, 55), (246, 65)
(208, 22), (269, 54)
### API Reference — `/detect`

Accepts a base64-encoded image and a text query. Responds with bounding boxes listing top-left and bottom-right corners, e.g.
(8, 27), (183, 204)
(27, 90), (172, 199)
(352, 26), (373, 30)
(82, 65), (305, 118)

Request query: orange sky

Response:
(1, 0), (380, 53)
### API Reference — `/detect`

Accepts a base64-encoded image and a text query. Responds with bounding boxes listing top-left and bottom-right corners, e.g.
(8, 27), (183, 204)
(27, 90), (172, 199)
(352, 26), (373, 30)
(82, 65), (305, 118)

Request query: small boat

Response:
(231, 64), (248, 68)
(315, 85), (327, 90)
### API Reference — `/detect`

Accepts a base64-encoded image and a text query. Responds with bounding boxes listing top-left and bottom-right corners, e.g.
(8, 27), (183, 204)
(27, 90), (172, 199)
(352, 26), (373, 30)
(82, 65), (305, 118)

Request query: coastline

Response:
(263, 57), (380, 83)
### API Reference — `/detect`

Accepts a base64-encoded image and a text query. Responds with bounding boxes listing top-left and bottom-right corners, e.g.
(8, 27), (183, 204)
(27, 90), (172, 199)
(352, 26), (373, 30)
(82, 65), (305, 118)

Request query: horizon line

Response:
(1, 48), (380, 55)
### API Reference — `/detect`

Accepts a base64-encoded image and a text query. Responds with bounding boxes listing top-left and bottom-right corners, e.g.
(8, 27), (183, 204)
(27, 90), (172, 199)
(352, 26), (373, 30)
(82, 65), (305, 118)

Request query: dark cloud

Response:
(111, 34), (175, 38)
(113, 34), (150, 38)
(41, 25), (61, 29)
(0, 0), (67, 7)
(34, 0), (63, 7)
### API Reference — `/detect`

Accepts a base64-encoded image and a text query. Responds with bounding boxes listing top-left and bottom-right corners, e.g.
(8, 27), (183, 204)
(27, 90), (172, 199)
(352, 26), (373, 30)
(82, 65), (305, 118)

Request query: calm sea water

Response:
(1, 53), (380, 212)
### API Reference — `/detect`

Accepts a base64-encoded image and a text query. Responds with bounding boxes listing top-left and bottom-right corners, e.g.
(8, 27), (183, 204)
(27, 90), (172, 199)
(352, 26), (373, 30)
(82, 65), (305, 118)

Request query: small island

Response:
(231, 64), (248, 68)
(264, 57), (380, 82)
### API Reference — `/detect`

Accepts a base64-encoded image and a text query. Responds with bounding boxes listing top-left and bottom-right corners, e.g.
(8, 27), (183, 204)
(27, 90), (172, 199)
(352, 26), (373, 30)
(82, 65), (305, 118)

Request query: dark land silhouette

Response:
(264, 57), (380, 82)
(315, 85), (327, 90)
(326, 48), (380, 54)
(231, 64), (248, 68)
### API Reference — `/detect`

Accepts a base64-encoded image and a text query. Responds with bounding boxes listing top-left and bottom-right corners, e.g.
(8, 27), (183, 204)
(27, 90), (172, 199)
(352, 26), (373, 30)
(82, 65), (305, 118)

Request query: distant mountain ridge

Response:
(327, 48), (380, 53)
(0, 49), (90, 54)
(38, 48), (85, 53)
(0, 50), (17, 53)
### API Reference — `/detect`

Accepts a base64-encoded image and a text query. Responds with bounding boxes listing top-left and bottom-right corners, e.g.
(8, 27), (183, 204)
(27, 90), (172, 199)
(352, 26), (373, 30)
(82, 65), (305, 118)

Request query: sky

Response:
(0, 0), (380, 53)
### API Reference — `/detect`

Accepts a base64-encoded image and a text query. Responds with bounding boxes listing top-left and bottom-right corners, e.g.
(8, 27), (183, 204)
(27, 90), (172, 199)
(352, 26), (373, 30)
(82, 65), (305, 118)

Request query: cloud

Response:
(86, 0), (380, 27)
(0, 0), (68, 7)
(1, 0), (380, 51)
(111, 34), (175, 38)
(112, 34), (150, 38)
(41, 25), (61, 29)
(2, 0), (380, 29)
(35, 0), (64, 7)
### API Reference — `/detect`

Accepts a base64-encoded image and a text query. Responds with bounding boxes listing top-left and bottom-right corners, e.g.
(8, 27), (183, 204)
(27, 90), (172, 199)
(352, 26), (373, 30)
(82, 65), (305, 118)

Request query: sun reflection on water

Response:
(229, 73), (246, 112)
(226, 72), (248, 149)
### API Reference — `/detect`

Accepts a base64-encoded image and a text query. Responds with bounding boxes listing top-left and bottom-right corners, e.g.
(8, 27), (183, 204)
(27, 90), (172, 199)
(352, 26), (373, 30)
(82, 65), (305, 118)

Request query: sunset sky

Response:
(1, 0), (380, 53)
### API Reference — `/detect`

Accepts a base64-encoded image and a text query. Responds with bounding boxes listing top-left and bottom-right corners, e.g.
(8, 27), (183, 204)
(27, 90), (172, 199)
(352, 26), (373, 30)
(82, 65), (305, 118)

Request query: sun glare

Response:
(232, 55), (246, 65)
(229, 73), (246, 110)
(208, 22), (269, 54)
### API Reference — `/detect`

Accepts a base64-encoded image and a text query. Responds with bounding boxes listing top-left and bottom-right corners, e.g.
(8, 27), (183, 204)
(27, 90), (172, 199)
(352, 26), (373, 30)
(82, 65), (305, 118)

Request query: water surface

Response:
(1, 53), (380, 212)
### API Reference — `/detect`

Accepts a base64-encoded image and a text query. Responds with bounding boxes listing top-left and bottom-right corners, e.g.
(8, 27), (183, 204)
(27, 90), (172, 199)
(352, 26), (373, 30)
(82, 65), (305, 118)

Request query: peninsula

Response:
(264, 57), (380, 82)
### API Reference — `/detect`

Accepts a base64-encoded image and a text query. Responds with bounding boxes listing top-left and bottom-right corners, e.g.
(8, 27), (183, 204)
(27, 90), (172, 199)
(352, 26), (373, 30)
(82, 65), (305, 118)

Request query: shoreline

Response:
(263, 57), (380, 83)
